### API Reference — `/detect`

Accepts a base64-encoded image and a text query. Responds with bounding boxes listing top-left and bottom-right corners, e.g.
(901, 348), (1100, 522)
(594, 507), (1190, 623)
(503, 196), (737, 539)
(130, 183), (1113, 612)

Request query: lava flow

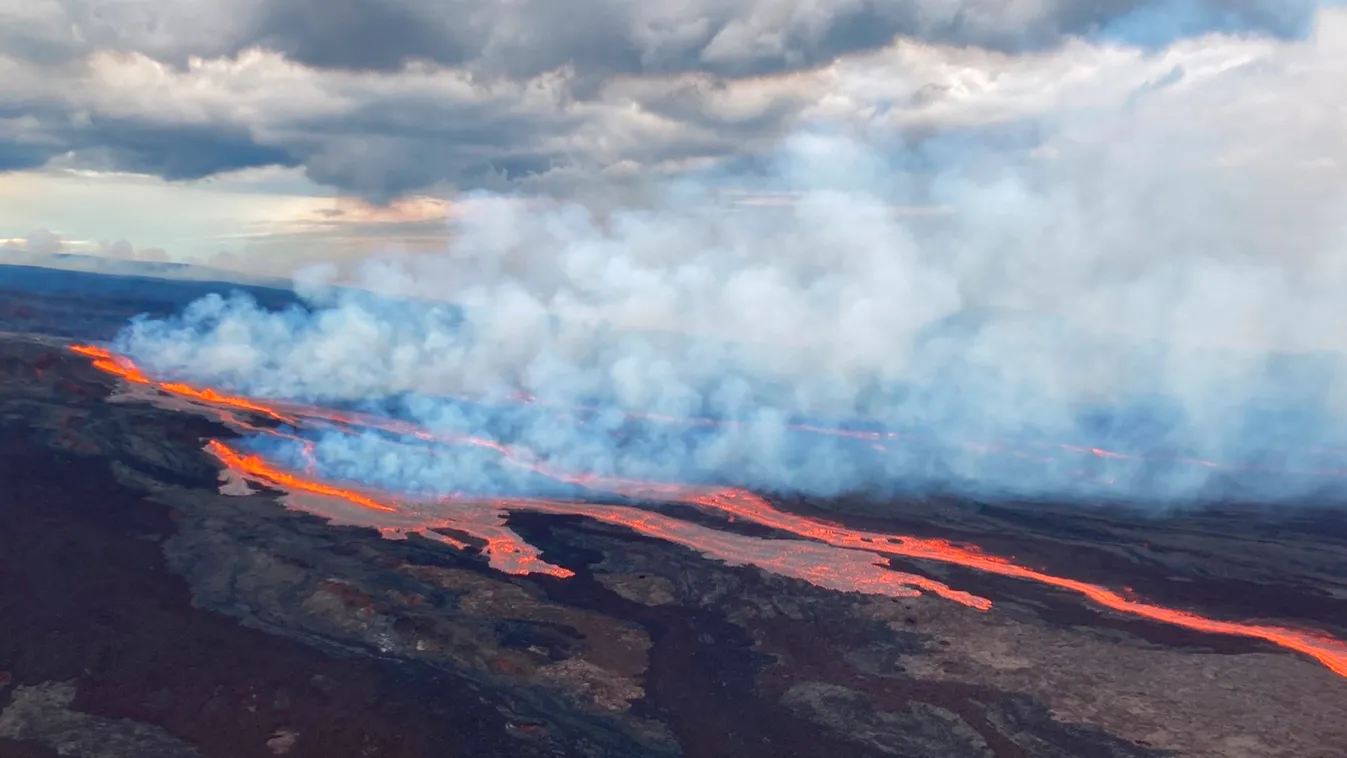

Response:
(69, 345), (294, 423)
(496, 386), (1347, 480)
(69, 344), (1347, 679)
(208, 437), (983, 603)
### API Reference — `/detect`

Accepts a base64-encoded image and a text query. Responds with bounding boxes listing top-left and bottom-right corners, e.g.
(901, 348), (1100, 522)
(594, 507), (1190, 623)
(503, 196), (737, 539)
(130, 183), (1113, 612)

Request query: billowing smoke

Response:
(115, 7), (1347, 506)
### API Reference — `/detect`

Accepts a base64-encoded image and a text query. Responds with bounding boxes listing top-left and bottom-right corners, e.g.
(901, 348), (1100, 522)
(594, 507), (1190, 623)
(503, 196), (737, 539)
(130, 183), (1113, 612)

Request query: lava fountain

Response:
(70, 344), (1347, 679)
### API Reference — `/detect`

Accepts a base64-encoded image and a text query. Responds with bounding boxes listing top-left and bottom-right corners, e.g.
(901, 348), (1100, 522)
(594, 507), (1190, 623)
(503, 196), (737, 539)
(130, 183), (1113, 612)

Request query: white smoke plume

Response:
(116, 8), (1347, 505)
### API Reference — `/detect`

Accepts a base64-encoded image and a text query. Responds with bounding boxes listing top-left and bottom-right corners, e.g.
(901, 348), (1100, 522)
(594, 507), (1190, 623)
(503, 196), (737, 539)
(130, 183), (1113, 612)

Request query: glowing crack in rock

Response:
(71, 345), (1347, 679)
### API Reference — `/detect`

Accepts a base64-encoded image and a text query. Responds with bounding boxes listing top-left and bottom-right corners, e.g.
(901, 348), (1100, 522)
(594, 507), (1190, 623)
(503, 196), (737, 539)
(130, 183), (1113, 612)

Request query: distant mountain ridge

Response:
(0, 250), (288, 289)
(0, 261), (301, 341)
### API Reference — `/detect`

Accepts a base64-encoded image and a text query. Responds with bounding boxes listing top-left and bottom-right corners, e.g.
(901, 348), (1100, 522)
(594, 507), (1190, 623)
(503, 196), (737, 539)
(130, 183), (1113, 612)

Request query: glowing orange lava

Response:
(70, 345), (293, 423)
(204, 437), (982, 602)
(684, 490), (1347, 677)
(70, 344), (1347, 679)
(206, 440), (397, 513)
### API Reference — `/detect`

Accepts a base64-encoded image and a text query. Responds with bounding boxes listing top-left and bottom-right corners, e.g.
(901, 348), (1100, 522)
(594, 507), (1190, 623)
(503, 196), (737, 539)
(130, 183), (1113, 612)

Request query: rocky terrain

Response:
(2, 275), (1347, 757)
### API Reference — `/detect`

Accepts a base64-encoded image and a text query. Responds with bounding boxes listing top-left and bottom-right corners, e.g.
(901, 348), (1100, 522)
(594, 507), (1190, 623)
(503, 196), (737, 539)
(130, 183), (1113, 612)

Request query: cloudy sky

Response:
(0, 0), (1342, 278)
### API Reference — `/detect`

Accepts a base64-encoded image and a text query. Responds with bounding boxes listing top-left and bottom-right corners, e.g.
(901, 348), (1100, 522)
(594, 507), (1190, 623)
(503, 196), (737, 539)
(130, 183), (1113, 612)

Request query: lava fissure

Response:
(424, 382), (1347, 481)
(70, 344), (1347, 679)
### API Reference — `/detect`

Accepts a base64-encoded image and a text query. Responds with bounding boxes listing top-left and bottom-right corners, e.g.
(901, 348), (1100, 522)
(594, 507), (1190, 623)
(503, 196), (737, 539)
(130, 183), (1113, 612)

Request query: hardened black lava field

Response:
(1, 270), (1346, 758)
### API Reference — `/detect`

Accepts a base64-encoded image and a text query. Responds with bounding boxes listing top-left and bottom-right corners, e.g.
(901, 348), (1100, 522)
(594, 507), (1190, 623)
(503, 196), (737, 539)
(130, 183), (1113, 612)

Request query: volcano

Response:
(2, 267), (1346, 758)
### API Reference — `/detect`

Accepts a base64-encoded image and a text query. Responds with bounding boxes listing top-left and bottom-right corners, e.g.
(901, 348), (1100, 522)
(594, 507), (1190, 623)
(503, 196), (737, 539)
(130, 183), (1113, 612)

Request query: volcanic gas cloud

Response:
(109, 126), (1347, 508)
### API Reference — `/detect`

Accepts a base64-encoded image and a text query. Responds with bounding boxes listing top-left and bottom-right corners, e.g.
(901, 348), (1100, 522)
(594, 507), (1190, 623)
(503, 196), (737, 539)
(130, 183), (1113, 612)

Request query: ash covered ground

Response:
(2, 268), (1346, 758)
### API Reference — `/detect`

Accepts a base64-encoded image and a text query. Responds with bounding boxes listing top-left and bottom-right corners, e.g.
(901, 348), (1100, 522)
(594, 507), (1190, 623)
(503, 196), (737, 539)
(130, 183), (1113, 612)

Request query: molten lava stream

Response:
(70, 344), (1347, 679)
(208, 431), (1347, 679)
(685, 489), (1347, 677)
(69, 345), (295, 423)
(205, 438), (986, 605)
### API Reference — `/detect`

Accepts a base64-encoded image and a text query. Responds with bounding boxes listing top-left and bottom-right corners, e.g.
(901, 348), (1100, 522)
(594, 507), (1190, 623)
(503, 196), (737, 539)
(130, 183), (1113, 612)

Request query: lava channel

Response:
(205, 438), (981, 602)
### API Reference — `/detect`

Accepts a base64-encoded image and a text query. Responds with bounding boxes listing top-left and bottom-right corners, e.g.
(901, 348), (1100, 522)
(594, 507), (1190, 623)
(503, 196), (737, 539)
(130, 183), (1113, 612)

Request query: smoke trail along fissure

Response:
(71, 345), (1347, 679)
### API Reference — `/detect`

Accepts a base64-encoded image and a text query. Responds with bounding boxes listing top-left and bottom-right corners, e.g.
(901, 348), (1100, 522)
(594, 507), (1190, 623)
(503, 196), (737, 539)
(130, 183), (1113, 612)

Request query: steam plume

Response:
(115, 8), (1347, 506)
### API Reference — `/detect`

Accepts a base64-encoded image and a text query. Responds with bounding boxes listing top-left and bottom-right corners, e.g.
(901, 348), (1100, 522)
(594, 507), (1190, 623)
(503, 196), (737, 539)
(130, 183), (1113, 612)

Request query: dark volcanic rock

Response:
(0, 416), (537, 758)
(1, 329), (1346, 758)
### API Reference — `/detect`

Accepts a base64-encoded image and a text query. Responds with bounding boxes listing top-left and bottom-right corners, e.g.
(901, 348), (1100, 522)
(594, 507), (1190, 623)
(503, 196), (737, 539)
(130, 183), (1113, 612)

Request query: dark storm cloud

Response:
(293, 134), (562, 201)
(3, 0), (1320, 76)
(0, 100), (71, 171)
(0, 109), (55, 171)
(0, 96), (299, 179)
(8, 50), (777, 200)
(0, 143), (50, 172)
(248, 0), (469, 72)
(231, 0), (1321, 79)
(0, 0), (1328, 198)
(267, 92), (596, 199)
(80, 118), (300, 180)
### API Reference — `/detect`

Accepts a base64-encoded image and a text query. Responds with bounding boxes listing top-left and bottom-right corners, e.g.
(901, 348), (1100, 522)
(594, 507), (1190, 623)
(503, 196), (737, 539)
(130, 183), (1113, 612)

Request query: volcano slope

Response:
(2, 285), (1347, 757)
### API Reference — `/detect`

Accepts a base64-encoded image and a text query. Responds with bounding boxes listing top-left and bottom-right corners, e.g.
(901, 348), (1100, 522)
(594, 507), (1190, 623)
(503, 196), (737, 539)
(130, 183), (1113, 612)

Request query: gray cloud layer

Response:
(0, 0), (1324, 197)
(7, 0), (1316, 74)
